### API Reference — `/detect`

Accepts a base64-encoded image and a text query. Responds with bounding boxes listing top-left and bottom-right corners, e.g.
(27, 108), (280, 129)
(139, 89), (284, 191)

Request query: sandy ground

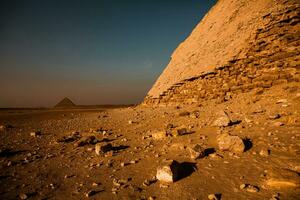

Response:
(0, 84), (300, 200)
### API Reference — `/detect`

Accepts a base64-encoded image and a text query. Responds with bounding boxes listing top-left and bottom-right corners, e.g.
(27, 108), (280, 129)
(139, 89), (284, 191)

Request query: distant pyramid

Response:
(55, 97), (76, 108)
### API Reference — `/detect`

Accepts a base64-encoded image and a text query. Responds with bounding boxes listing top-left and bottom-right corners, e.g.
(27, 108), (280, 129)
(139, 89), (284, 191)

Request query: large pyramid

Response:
(54, 97), (76, 108)
(144, 0), (300, 105)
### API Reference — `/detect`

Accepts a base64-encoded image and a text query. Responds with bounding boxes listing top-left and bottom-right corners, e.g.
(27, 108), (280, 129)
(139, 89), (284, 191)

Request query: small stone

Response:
(240, 184), (246, 189)
(246, 185), (259, 193)
(19, 193), (28, 199)
(30, 131), (41, 137)
(120, 162), (126, 167)
(172, 127), (188, 137)
(156, 160), (180, 183)
(128, 120), (133, 124)
(217, 133), (245, 154)
(208, 194), (220, 200)
(259, 149), (270, 156)
(188, 144), (205, 160)
(152, 131), (167, 140)
(273, 122), (284, 127)
(85, 190), (97, 197)
(212, 111), (231, 127)
(95, 143), (113, 155)
(276, 99), (287, 104)
(268, 114), (281, 120)
(178, 111), (190, 117)
(265, 168), (300, 188)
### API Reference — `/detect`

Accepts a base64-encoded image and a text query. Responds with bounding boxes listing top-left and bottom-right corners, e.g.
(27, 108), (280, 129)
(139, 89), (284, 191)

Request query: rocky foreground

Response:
(0, 83), (299, 200)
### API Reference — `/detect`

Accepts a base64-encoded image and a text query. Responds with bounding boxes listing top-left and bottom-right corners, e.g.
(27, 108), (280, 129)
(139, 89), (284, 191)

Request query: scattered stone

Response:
(30, 131), (41, 137)
(188, 144), (205, 160)
(19, 193), (28, 199)
(156, 160), (180, 183)
(268, 113), (281, 120)
(208, 194), (220, 200)
(240, 184), (259, 192)
(152, 131), (167, 140)
(217, 133), (245, 154)
(276, 99), (288, 104)
(172, 127), (188, 137)
(273, 122), (284, 127)
(85, 190), (97, 197)
(259, 149), (270, 157)
(265, 168), (300, 188)
(212, 111), (231, 127)
(95, 143), (113, 155)
(178, 111), (190, 117)
(74, 136), (97, 147)
(57, 132), (80, 143)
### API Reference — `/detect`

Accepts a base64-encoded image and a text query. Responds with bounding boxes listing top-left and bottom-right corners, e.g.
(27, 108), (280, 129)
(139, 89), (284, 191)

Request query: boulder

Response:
(156, 160), (180, 183)
(188, 144), (205, 160)
(95, 143), (113, 155)
(217, 133), (245, 154)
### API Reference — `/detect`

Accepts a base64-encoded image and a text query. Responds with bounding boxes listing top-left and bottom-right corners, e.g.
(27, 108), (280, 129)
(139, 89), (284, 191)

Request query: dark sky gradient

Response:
(0, 0), (216, 107)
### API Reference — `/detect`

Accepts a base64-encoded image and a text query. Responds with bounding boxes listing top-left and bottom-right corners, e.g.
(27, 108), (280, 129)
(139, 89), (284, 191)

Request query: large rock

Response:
(217, 133), (245, 154)
(156, 160), (180, 183)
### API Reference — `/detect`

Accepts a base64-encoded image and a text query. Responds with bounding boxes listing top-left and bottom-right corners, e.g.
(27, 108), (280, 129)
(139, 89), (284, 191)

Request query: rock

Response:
(188, 144), (205, 160)
(19, 193), (28, 199)
(273, 122), (284, 127)
(152, 131), (167, 140)
(74, 136), (97, 147)
(265, 168), (300, 188)
(172, 127), (188, 137)
(95, 143), (113, 155)
(268, 113), (281, 120)
(217, 133), (245, 154)
(178, 111), (190, 117)
(85, 190), (97, 197)
(276, 99), (288, 104)
(212, 111), (231, 127)
(57, 132), (80, 143)
(240, 184), (259, 192)
(208, 194), (220, 200)
(30, 131), (41, 137)
(156, 160), (180, 183)
(128, 120), (133, 124)
(0, 125), (6, 131)
(259, 149), (270, 156)
(246, 185), (259, 193)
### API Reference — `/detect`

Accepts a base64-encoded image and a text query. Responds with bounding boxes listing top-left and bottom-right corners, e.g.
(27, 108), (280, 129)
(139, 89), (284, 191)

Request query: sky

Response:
(0, 0), (216, 107)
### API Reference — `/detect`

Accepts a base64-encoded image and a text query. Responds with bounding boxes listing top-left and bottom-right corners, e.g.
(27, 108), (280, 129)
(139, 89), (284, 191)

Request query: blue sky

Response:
(0, 0), (216, 107)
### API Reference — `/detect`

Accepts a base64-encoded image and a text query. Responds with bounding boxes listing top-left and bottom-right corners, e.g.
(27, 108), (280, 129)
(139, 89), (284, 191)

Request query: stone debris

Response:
(240, 184), (259, 192)
(212, 111), (231, 127)
(30, 131), (41, 137)
(57, 132), (80, 143)
(217, 133), (245, 154)
(208, 194), (220, 200)
(19, 193), (28, 199)
(188, 144), (205, 160)
(273, 122), (284, 127)
(172, 127), (188, 137)
(152, 131), (168, 140)
(259, 149), (270, 157)
(85, 190), (97, 197)
(265, 168), (300, 188)
(95, 143), (113, 155)
(156, 160), (180, 183)
(178, 111), (190, 117)
(74, 135), (97, 147)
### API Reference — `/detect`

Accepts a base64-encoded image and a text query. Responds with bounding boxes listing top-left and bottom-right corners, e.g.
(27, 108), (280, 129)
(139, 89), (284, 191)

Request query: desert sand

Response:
(1, 0), (300, 199)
